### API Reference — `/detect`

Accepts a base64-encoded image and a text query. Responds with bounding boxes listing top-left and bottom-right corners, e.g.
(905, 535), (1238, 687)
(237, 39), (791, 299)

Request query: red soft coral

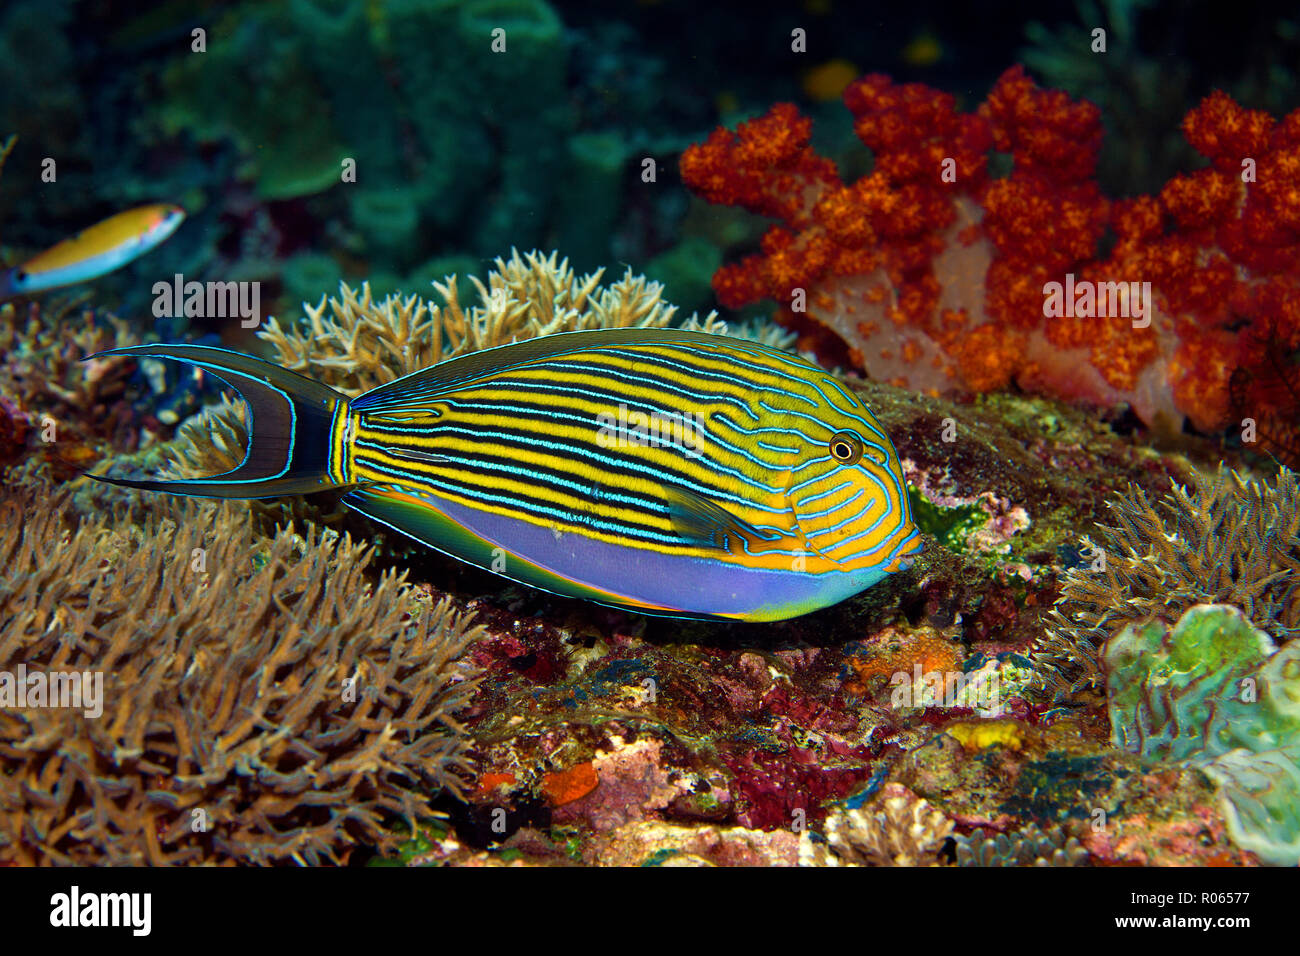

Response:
(681, 65), (1300, 459)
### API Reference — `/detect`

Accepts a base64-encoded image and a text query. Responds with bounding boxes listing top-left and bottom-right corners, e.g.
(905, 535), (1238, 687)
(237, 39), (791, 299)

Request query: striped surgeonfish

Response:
(89, 328), (922, 621)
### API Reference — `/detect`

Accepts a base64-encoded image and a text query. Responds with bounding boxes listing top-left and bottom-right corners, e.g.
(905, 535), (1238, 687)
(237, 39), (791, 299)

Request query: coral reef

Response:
(2, 240), (1260, 869)
(1103, 603), (1300, 865)
(0, 483), (482, 865)
(799, 784), (953, 866)
(955, 822), (1088, 866)
(1033, 466), (1299, 699)
(7, 0), (1296, 874)
(18, 244), (1252, 868)
(680, 66), (1300, 452)
(1020, 2), (1300, 197)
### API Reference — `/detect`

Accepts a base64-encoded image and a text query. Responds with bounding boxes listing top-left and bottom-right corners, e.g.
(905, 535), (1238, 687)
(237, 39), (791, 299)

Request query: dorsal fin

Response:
(351, 327), (790, 413)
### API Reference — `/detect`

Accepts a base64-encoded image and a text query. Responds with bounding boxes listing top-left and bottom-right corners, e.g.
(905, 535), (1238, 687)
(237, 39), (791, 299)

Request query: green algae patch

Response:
(640, 847), (681, 867)
(369, 821), (451, 867)
(908, 487), (986, 552)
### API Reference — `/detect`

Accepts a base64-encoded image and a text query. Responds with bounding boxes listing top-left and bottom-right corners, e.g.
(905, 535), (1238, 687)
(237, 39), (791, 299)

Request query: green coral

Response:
(157, 6), (344, 199)
(386, 0), (568, 252)
(644, 237), (724, 317)
(555, 132), (628, 272)
(291, 0), (404, 184)
(349, 186), (423, 267)
(281, 252), (344, 309)
(1104, 603), (1300, 865)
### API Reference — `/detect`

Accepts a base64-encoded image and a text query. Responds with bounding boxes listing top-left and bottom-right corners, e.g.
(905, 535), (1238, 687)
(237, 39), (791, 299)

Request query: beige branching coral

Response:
(155, 394), (248, 481)
(799, 784), (954, 866)
(1031, 466), (1300, 700)
(0, 483), (483, 865)
(0, 300), (136, 415)
(725, 317), (799, 351)
(259, 248), (721, 396)
(71, 395), (255, 524)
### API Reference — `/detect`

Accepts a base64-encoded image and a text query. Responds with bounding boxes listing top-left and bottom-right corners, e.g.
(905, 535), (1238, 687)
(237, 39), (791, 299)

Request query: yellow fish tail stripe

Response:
(327, 400), (354, 486)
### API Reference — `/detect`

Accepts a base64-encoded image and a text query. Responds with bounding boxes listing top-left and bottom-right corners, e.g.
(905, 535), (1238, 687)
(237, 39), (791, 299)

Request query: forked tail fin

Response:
(87, 344), (350, 499)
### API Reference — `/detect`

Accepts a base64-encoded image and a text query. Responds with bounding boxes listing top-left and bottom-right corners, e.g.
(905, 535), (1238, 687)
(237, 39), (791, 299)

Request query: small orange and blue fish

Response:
(89, 328), (922, 621)
(0, 203), (185, 300)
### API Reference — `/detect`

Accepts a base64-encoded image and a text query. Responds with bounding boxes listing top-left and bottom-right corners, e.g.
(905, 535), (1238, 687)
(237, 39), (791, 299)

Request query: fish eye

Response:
(828, 431), (863, 465)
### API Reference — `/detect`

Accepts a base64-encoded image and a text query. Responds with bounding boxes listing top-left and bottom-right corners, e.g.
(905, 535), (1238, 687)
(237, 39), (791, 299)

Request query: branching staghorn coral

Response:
(955, 823), (1088, 866)
(725, 316), (799, 351)
(1031, 466), (1300, 700)
(69, 395), (264, 526)
(0, 483), (483, 865)
(156, 393), (248, 482)
(259, 248), (721, 396)
(0, 301), (136, 419)
(799, 784), (954, 866)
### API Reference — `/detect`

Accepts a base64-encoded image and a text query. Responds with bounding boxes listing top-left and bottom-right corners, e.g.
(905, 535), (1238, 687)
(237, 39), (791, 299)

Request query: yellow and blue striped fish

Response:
(0, 204), (184, 300)
(90, 328), (922, 621)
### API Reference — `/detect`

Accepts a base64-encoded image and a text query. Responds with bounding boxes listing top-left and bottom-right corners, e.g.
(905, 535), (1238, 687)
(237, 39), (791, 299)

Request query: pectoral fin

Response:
(660, 484), (777, 552)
